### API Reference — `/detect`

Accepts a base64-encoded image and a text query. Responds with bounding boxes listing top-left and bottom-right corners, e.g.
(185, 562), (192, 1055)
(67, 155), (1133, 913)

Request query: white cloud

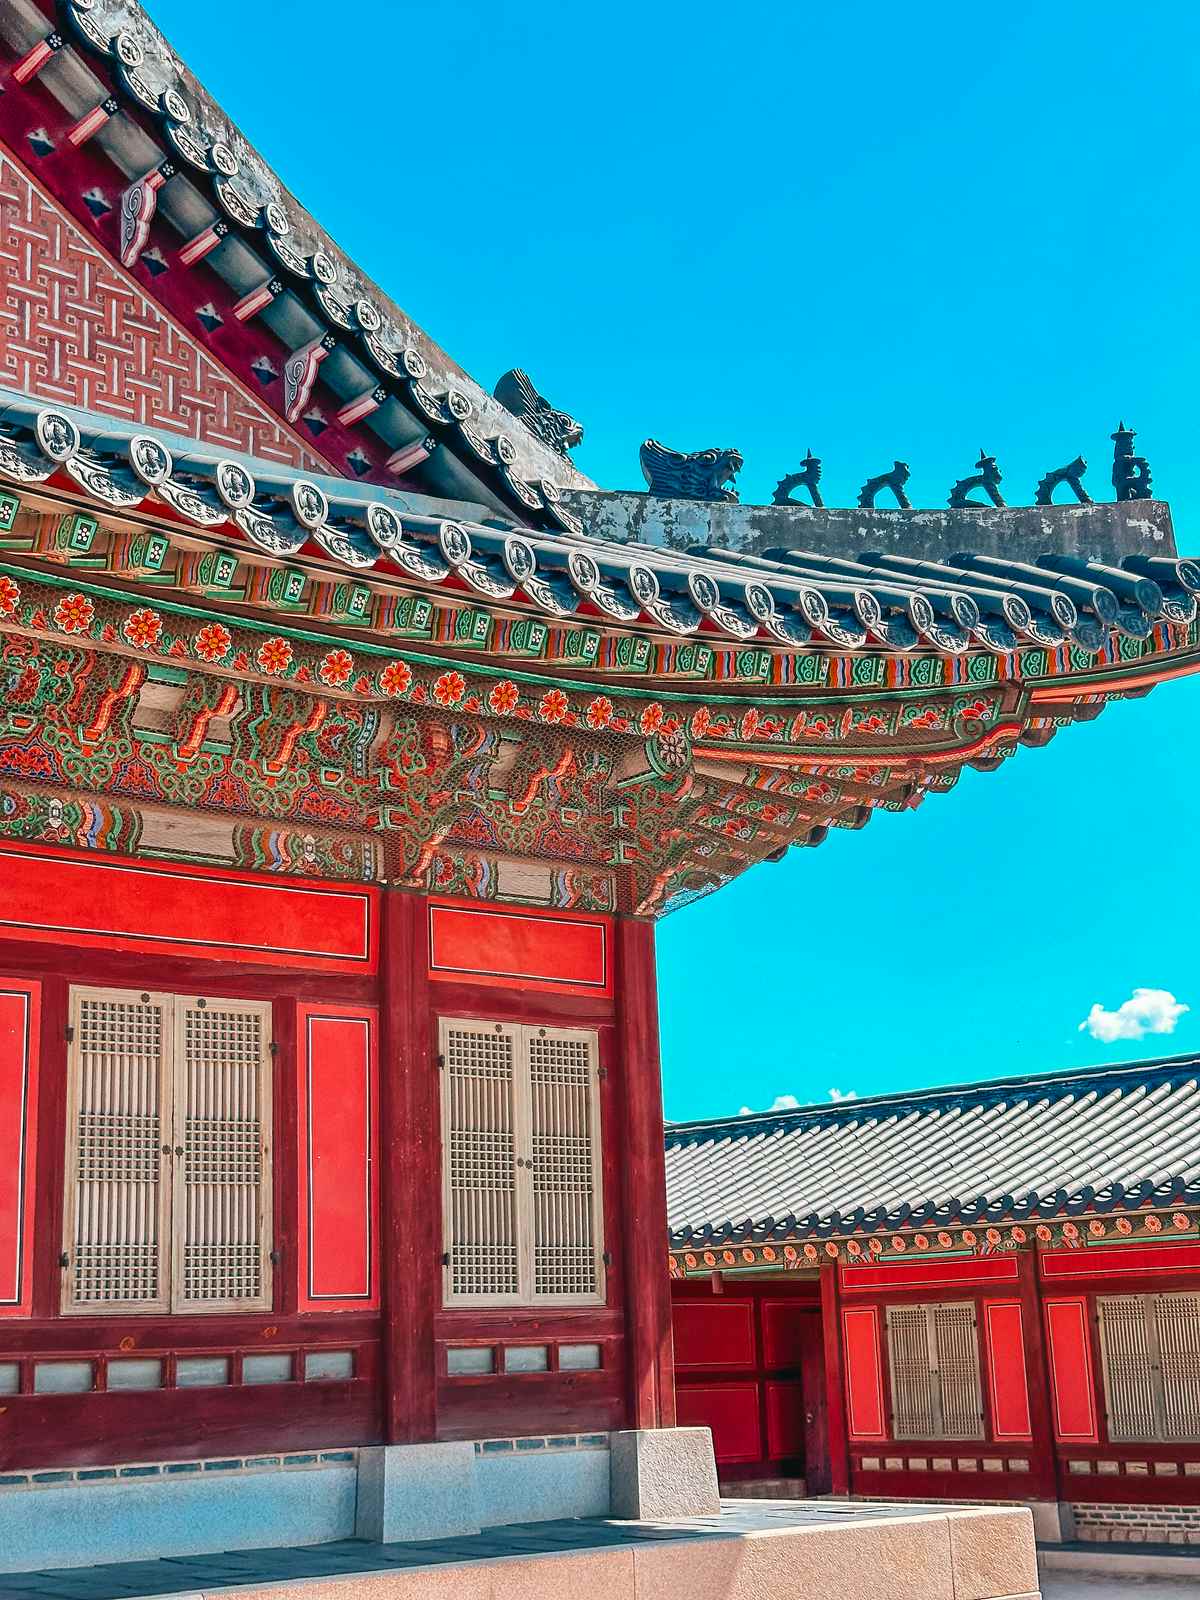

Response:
(1079, 987), (1189, 1044)
(828, 1087), (858, 1102)
(738, 1092), (801, 1116)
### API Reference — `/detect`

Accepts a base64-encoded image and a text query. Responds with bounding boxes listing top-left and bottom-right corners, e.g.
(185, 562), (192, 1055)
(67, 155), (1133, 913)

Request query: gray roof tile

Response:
(665, 1056), (1200, 1242)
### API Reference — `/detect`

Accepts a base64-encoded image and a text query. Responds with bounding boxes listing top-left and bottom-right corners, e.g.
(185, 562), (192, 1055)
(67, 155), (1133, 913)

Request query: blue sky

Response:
(152, 0), (1200, 1117)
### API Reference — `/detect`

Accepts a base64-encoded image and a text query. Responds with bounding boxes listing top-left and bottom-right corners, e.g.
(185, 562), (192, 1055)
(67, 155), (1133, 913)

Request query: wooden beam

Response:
(66, 96), (120, 148)
(119, 163), (175, 270)
(616, 917), (676, 1428)
(11, 32), (63, 85)
(284, 334), (335, 424)
(385, 438), (435, 476)
(178, 220), (229, 268)
(379, 885), (438, 1442)
(336, 386), (388, 430)
(232, 278), (282, 322)
(820, 1263), (851, 1495)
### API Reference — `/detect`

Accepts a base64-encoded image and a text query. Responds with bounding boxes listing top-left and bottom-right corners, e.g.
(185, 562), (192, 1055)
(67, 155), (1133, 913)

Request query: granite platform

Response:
(0, 1499), (1040, 1600)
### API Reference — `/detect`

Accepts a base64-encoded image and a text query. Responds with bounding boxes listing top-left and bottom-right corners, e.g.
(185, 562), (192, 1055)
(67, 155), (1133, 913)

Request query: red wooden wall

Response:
(671, 1241), (1200, 1509)
(0, 843), (661, 1468)
(671, 1279), (825, 1485)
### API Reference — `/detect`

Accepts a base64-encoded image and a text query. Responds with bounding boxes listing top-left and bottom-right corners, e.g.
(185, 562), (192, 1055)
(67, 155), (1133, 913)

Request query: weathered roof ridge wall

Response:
(566, 490), (1177, 565)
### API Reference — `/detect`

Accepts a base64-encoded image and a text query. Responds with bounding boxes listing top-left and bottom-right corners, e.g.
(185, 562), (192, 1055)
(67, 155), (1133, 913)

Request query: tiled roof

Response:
(664, 1056), (1200, 1243)
(3, 394), (1197, 652)
(4, 0), (591, 516)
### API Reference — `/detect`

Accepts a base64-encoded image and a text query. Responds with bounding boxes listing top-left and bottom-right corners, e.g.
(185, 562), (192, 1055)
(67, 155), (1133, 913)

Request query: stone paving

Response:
(1043, 1577), (1199, 1598)
(0, 1499), (972, 1600)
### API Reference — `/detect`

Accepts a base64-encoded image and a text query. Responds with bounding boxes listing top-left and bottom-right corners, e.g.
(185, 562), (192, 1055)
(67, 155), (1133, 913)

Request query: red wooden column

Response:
(616, 917), (676, 1429)
(1019, 1248), (1066, 1506)
(820, 1263), (851, 1494)
(380, 887), (438, 1443)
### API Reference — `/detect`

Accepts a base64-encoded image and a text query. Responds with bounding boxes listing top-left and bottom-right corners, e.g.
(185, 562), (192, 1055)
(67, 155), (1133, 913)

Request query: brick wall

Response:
(0, 151), (328, 471)
(1070, 1502), (1200, 1545)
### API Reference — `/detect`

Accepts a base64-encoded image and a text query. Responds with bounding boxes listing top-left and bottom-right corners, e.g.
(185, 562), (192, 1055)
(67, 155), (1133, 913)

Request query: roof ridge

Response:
(665, 1050), (1200, 1140)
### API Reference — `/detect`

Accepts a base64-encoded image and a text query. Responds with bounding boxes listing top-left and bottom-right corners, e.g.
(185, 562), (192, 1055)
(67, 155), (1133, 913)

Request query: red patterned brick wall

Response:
(0, 151), (330, 471)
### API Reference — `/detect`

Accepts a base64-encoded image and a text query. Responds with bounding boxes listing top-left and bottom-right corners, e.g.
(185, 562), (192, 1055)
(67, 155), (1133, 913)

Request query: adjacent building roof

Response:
(664, 1055), (1200, 1244)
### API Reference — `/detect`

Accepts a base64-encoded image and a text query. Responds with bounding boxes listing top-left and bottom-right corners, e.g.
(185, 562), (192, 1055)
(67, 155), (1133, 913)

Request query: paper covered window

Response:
(1098, 1292), (1200, 1443)
(62, 987), (272, 1315)
(439, 1019), (604, 1307)
(886, 1301), (984, 1441)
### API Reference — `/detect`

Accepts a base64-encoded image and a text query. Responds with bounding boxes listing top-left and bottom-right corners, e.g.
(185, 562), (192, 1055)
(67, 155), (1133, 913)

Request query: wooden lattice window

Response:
(439, 1019), (604, 1307)
(1098, 1293), (1200, 1442)
(62, 988), (272, 1315)
(886, 1302), (985, 1440)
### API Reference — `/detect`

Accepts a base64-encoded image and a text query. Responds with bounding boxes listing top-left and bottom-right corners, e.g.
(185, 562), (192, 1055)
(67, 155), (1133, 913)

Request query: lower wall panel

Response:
(436, 1372), (625, 1441)
(0, 1378), (383, 1470)
(0, 1321), (383, 1469)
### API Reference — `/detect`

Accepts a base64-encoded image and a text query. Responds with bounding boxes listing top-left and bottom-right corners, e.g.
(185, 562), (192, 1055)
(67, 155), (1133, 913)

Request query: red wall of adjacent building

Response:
(671, 1243), (1200, 1508)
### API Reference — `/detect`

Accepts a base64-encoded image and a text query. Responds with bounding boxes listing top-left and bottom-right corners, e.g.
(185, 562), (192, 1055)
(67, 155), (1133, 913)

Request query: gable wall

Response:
(0, 150), (329, 471)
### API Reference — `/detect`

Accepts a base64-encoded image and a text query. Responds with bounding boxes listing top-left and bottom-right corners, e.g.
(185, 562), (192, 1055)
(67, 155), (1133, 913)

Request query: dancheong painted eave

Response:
(2, 394), (1200, 916)
(665, 1054), (1200, 1251)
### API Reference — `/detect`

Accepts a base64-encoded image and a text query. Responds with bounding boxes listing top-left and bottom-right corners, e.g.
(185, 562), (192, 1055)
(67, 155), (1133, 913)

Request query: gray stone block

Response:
(608, 1427), (719, 1520)
(476, 1442), (610, 1526)
(355, 1442), (482, 1543)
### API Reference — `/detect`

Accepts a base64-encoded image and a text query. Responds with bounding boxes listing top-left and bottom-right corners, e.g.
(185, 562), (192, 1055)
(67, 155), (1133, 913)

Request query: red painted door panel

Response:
(762, 1298), (812, 1369)
(676, 1382), (763, 1464)
(983, 1299), (1033, 1441)
(842, 1304), (887, 1441)
(296, 1005), (379, 1311)
(764, 1378), (806, 1460)
(673, 1298), (756, 1370)
(1043, 1296), (1099, 1443)
(0, 982), (38, 1316)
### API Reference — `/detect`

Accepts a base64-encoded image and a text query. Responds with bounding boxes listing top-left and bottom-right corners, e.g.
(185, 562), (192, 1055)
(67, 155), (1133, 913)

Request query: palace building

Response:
(666, 1056), (1200, 1546)
(0, 0), (1195, 1572)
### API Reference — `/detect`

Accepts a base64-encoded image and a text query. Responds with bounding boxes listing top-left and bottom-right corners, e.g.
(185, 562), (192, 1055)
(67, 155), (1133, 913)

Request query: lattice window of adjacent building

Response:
(62, 988), (272, 1315)
(440, 1019), (604, 1307)
(886, 1302), (985, 1440)
(1098, 1293), (1200, 1442)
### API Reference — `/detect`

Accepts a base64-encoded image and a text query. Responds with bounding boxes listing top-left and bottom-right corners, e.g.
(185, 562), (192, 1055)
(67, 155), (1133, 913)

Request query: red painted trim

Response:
(0, 842), (377, 973)
(428, 901), (611, 997)
(841, 1304), (887, 1442)
(0, 981), (39, 1317)
(1040, 1242), (1200, 1280)
(617, 919), (674, 1428)
(1043, 1296), (1099, 1443)
(982, 1299), (1033, 1442)
(840, 1255), (1020, 1293)
(295, 1005), (379, 1312)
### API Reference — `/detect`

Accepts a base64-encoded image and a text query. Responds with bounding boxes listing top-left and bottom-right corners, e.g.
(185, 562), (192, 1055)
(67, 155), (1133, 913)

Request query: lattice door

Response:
(527, 1027), (603, 1302)
(1098, 1294), (1157, 1441)
(931, 1302), (984, 1439)
(63, 989), (172, 1313)
(440, 1020), (522, 1303)
(173, 1000), (272, 1312)
(886, 1304), (936, 1439)
(1156, 1293), (1200, 1441)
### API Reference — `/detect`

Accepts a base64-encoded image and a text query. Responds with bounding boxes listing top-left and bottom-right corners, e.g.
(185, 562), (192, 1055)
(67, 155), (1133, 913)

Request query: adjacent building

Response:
(667, 1056), (1200, 1544)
